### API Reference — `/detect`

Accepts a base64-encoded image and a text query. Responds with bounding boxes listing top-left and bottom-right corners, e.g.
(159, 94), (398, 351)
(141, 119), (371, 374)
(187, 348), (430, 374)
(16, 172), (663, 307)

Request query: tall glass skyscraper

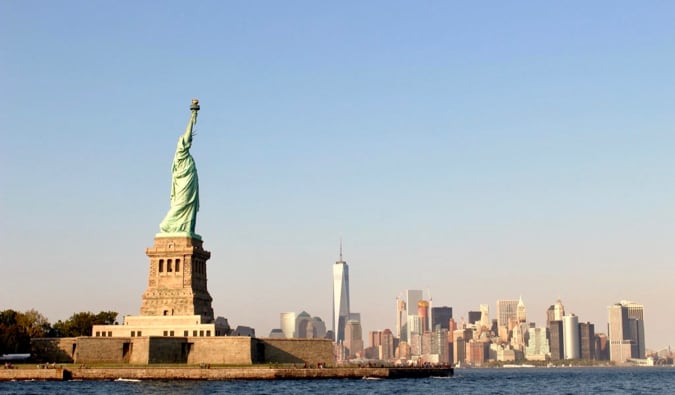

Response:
(332, 244), (350, 342)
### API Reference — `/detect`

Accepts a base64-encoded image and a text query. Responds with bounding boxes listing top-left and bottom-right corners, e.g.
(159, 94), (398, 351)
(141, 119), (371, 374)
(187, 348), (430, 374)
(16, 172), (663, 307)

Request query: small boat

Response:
(115, 378), (142, 382)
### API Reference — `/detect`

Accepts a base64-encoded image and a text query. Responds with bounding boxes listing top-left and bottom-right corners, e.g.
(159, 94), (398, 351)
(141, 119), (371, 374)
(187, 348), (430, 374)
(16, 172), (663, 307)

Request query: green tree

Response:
(0, 309), (31, 354)
(16, 309), (51, 338)
(52, 311), (118, 337)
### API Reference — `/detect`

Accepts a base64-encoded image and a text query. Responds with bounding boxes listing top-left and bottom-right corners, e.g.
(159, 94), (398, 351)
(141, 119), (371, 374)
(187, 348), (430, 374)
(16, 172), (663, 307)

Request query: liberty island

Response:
(6, 99), (451, 381)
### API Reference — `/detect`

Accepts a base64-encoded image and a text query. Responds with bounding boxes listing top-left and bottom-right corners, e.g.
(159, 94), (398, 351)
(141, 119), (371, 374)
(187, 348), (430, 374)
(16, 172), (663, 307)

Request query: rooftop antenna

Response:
(339, 237), (343, 262)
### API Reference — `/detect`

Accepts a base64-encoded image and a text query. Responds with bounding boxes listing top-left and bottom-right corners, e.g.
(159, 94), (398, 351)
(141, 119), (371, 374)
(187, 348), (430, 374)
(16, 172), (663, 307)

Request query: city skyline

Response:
(2, 2), (674, 351)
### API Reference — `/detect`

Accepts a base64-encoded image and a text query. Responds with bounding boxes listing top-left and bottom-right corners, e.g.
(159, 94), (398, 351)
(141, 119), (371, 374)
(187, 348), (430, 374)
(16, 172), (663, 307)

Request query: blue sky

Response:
(1, 1), (674, 350)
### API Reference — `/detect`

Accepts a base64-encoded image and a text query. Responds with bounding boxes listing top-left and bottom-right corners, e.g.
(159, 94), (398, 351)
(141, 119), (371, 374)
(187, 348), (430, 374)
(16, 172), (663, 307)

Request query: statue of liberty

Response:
(159, 99), (201, 237)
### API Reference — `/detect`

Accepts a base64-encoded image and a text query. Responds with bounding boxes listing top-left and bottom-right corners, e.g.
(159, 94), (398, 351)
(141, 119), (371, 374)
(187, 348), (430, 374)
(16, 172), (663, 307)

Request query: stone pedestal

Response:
(140, 235), (215, 323)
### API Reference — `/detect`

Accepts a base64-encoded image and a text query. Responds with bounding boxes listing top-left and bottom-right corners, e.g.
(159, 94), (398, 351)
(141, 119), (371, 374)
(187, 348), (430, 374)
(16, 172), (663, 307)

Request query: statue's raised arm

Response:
(158, 99), (202, 238)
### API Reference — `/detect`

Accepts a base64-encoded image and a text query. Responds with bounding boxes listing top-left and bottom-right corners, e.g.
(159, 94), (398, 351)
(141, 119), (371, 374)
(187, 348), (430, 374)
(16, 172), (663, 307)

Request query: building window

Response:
(170, 331), (174, 336)
(199, 330), (204, 337)
(163, 331), (168, 336)
(184, 330), (189, 337)
(167, 259), (172, 272)
(108, 331), (112, 337)
(159, 259), (164, 273)
(137, 331), (142, 336)
(175, 259), (180, 272)
(95, 331), (100, 337)
(193, 330), (198, 336)
(131, 331), (135, 337)
(206, 330), (211, 337)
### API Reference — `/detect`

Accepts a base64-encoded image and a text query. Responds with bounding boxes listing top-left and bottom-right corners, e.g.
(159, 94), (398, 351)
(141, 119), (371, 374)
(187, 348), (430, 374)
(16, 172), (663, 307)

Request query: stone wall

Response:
(187, 337), (255, 365)
(32, 337), (335, 366)
(129, 337), (150, 364)
(31, 338), (77, 363)
(74, 337), (130, 364)
(262, 339), (334, 366)
(148, 337), (188, 363)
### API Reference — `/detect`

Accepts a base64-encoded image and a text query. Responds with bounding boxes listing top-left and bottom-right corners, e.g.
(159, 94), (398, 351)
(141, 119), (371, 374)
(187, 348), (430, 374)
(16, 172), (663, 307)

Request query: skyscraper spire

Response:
(333, 237), (350, 342)
(339, 237), (343, 262)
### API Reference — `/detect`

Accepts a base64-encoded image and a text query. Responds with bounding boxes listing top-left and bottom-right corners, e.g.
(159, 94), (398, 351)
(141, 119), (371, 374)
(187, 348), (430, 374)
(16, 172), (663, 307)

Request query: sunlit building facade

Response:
(332, 248), (350, 342)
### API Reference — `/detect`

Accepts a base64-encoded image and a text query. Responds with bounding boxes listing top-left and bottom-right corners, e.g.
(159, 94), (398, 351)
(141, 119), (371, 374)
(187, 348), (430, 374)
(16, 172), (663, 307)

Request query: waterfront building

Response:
(466, 339), (489, 366)
(410, 332), (422, 356)
(396, 340), (411, 360)
(563, 314), (580, 359)
(421, 331), (433, 356)
(344, 319), (363, 358)
(430, 328), (450, 364)
(332, 244), (350, 342)
(622, 300), (646, 358)
(453, 328), (473, 366)
(280, 312), (295, 339)
(525, 327), (549, 361)
(595, 333), (609, 360)
(608, 301), (646, 362)
(380, 329), (395, 361)
(579, 322), (595, 360)
(549, 320), (564, 360)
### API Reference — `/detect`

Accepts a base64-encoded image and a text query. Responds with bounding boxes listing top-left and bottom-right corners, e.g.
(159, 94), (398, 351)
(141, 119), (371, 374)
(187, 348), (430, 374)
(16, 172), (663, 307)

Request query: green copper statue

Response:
(159, 99), (201, 237)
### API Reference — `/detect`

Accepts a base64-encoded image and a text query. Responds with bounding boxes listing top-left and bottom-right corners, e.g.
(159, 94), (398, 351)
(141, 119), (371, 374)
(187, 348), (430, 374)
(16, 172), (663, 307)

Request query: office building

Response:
(467, 311), (481, 325)
(622, 300), (645, 358)
(497, 299), (519, 329)
(525, 327), (549, 361)
(562, 314), (580, 359)
(418, 300), (430, 333)
(396, 297), (407, 341)
(479, 304), (490, 329)
(344, 319), (363, 358)
(608, 301), (646, 362)
(380, 329), (395, 361)
(516, 296), (527, 323)
(280, 312), (296, 339)
(546, 299), (565, 328)
(431, 306), (453, 331)
(332, 244), (350, 342)
(549, 320), (564, 360)
(579, 322), (595, 360)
